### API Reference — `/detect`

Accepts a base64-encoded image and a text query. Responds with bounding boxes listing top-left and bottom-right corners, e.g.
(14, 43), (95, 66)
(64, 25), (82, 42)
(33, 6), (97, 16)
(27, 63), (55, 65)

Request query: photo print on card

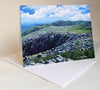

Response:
(20, 5), (95, 67)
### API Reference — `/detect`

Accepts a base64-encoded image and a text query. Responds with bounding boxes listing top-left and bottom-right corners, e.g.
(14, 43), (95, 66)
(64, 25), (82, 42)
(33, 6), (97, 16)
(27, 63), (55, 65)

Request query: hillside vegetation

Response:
(22, 20), (92, 40)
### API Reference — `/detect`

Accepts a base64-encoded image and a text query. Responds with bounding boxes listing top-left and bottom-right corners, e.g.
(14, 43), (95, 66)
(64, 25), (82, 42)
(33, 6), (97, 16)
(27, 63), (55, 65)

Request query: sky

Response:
(20, 5), (91, 25)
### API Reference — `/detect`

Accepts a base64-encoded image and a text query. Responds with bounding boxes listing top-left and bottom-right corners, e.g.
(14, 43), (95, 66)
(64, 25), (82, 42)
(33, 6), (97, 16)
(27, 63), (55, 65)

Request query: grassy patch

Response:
(28, 54), (39, 59)
(60, 48), (95, 60)
(75, 30), (91, 34)
(29, 54), (57, 63)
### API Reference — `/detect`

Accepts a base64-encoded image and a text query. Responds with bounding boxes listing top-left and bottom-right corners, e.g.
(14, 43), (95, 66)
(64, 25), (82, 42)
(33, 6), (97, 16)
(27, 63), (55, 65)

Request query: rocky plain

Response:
(23, 32), (94, 67)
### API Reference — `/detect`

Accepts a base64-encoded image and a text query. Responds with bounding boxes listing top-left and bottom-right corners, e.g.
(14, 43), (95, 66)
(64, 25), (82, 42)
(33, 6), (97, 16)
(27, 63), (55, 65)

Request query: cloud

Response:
(49, 8), (78, 18)
(21, 6), (57, 19)
(70, 13), (91, 21)
(20, 5), (91, 24)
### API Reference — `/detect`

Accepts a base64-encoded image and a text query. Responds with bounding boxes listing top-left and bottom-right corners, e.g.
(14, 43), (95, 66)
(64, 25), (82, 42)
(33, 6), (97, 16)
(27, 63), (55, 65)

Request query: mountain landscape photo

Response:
(20, 5), (95, 67)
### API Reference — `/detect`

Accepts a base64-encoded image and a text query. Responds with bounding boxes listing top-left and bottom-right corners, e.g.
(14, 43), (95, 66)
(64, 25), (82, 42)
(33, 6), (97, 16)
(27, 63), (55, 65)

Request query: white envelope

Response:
(4, 42), (99, 88)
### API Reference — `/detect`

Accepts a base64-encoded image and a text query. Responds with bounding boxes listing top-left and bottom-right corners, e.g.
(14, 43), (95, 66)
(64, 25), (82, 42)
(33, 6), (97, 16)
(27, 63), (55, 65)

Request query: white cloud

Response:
(21, 6), (57, 19)
(20, 11), (24, 14)
(70, 13), (91, 21)
(21, 5), (91, 21)
(50, 8), (77, 18)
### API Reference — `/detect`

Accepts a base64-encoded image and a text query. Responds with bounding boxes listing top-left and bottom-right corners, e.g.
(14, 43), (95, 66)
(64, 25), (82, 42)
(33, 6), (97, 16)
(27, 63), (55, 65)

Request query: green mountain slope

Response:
(22, 20), (92, 40)
(50, 20), (91, 26)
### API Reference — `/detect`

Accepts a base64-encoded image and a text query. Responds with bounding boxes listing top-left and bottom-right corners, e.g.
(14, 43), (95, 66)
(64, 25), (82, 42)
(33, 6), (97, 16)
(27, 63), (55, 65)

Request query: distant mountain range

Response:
(49, 20), (91, 26)
(22, 20), (92, 40)
(21, 24), (45, 32)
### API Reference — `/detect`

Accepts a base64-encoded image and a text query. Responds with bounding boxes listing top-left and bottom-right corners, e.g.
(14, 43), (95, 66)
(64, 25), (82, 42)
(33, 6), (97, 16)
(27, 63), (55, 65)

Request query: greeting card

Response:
(4, 5), (96, 88)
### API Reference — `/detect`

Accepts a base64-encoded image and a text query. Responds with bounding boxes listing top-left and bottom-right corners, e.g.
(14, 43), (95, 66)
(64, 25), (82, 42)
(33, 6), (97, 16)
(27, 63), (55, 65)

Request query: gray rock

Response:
(40, 60), (45, 64)
(52, 59), (58, 63)
(54, 55), (66, 62)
